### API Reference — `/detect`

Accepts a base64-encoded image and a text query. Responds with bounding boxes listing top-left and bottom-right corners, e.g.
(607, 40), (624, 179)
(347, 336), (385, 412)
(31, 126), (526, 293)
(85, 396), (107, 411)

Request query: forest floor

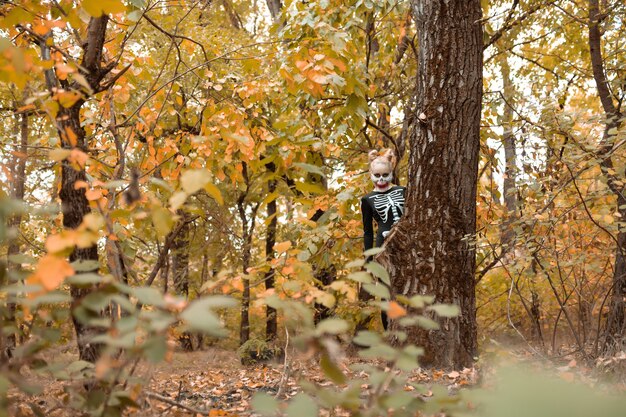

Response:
(8, 341), (626, 416)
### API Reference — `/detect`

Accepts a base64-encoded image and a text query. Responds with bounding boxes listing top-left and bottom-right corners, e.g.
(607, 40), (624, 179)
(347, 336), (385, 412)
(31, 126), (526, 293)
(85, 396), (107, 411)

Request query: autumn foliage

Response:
(1, 0), (626, 416)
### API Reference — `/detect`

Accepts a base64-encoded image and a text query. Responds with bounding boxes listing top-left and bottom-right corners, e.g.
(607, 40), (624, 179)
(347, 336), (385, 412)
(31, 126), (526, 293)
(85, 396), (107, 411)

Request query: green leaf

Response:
(293, 162), (326, 178)
(71, 259), (100, 272)
(286, 393), (318, 417)
(359, 343), (397, 360)
(408, 295), (435, 308)
(142, 336), (168, 363)
(346, 271), (372, 284)
(414, 316), (439, 330)
(7, 254), (35, 264)
(345, 94), (368, 117)
(428, 303), (460, 318)
(132, 287), (166, 307)
(316, 318), (348, 335)
(365, 262), (390, 285)
(381, 391), (414, 409)
(320, 353), (347, 384)
(0, 375), (9, 395)
(180, 296), (236, 336)
(363, 247), (384, 257)
(352, 331), (382, 347)
(252, 392), (279, 416)
(345, 259), (365, 269)
(28, 292), (72, 307)
(66, 273), (101, 286)
(363, 283), (390, 299)
(66, 360), (94, 373)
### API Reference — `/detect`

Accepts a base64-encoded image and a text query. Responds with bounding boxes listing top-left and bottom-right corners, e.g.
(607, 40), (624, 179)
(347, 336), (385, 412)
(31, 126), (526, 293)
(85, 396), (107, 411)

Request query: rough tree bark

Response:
(588, 0), (625, 353)
(50, 15), (115, 363)
(377, 0), (483, 369)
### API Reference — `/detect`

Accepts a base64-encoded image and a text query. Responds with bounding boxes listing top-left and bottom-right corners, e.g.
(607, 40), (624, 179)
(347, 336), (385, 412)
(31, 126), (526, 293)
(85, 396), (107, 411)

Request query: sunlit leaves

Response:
(82, 0), (126, 17)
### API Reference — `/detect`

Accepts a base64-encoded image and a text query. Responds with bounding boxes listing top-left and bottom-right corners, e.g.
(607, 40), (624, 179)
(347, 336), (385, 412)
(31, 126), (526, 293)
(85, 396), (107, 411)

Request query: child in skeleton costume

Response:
(361, 149), (406, 253)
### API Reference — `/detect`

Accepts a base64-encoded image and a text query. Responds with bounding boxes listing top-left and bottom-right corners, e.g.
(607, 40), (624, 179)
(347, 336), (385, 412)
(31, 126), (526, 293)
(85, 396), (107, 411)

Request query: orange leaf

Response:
(28, 254), (75, 291)
(45, 232), (77, 254)
(387, 301), (407, 319)
(65, 127), (78, 147)
(85, 188), (103, 201)
(274, 240), (291, 254)
(68, 148), (88, 168)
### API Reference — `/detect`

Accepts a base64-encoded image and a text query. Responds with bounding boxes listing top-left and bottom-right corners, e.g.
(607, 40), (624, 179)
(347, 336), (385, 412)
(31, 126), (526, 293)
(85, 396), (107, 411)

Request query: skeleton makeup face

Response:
(370, 162), (393, 191)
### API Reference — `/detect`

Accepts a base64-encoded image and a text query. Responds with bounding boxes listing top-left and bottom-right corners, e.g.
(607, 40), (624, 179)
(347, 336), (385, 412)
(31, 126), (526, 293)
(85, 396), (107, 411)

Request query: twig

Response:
(145, 391), (211, 416)
(275, 326), (290, 399)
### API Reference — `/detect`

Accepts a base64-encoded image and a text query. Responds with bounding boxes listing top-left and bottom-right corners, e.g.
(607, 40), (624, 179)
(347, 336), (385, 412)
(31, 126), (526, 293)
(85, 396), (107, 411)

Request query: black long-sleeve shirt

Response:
(361, 185), (406, 251)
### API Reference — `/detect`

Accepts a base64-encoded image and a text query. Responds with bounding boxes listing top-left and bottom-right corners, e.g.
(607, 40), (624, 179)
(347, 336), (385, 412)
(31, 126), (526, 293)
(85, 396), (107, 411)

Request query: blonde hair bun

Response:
(368, 148), (396, 169)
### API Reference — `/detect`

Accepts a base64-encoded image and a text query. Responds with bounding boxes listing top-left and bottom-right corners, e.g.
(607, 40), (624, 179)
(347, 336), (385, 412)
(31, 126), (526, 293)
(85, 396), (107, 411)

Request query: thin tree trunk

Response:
(377, 0), (483, 369)
(172, 210), (193, 351)
(4, 108), (29, 358)
(501, 56), (518, 248)
(264, 163), (278, 341)
(238, 164), (259, 346)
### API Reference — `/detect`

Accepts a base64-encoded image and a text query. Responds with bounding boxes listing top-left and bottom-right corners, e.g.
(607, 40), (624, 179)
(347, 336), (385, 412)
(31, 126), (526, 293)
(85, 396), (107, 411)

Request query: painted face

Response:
(370, 163), (393, 190)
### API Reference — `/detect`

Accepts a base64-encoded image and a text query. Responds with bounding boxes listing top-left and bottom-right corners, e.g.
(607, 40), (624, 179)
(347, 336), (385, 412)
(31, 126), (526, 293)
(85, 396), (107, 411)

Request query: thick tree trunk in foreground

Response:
(588, 0), (625, 353)
(378, 0), (483, 369)
(59, 104), (102, 363)
(56, 15), (110, 363)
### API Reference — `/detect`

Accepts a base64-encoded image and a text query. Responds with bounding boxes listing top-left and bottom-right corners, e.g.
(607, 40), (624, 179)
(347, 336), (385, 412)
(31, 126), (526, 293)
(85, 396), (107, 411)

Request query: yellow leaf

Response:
(28, 254), (75, 291)
(82, 213), (104, 231)
(180, 169), (210, 194)
(387, 301), (407, 319)
(56, 90), (82, 108)
(152, 207), (174, 238)
(274, 241), (291, 254)
(169, 191), (188, 211)
(82, 0), (126, 17)
(49, 149), (71, 162)
(204, 183), (223, 205)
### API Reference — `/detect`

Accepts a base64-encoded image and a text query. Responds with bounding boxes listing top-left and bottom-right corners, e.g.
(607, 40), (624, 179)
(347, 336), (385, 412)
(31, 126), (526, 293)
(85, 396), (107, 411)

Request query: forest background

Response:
(1, 0), (626, 416)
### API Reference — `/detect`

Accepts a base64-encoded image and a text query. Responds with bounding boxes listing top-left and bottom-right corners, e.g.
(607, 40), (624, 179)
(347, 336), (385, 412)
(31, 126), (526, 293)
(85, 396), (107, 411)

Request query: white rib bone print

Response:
(368, 189), (404, 223)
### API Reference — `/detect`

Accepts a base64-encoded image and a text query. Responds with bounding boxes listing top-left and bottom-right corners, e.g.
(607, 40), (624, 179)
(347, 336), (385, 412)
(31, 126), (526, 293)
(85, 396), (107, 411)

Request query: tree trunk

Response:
(238, 169), (259, 346)
(57, 15), (110, 364)
(264, 167), (278, 341)
(3, 108), (29, 358)
(588, 0), (625, 353)
(377, 0), (483, 369)
(500, 57), (518, 249)
(172, 210), (193, 351)
(265, 0), (282, 22)
(59, 104), (102, 363)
